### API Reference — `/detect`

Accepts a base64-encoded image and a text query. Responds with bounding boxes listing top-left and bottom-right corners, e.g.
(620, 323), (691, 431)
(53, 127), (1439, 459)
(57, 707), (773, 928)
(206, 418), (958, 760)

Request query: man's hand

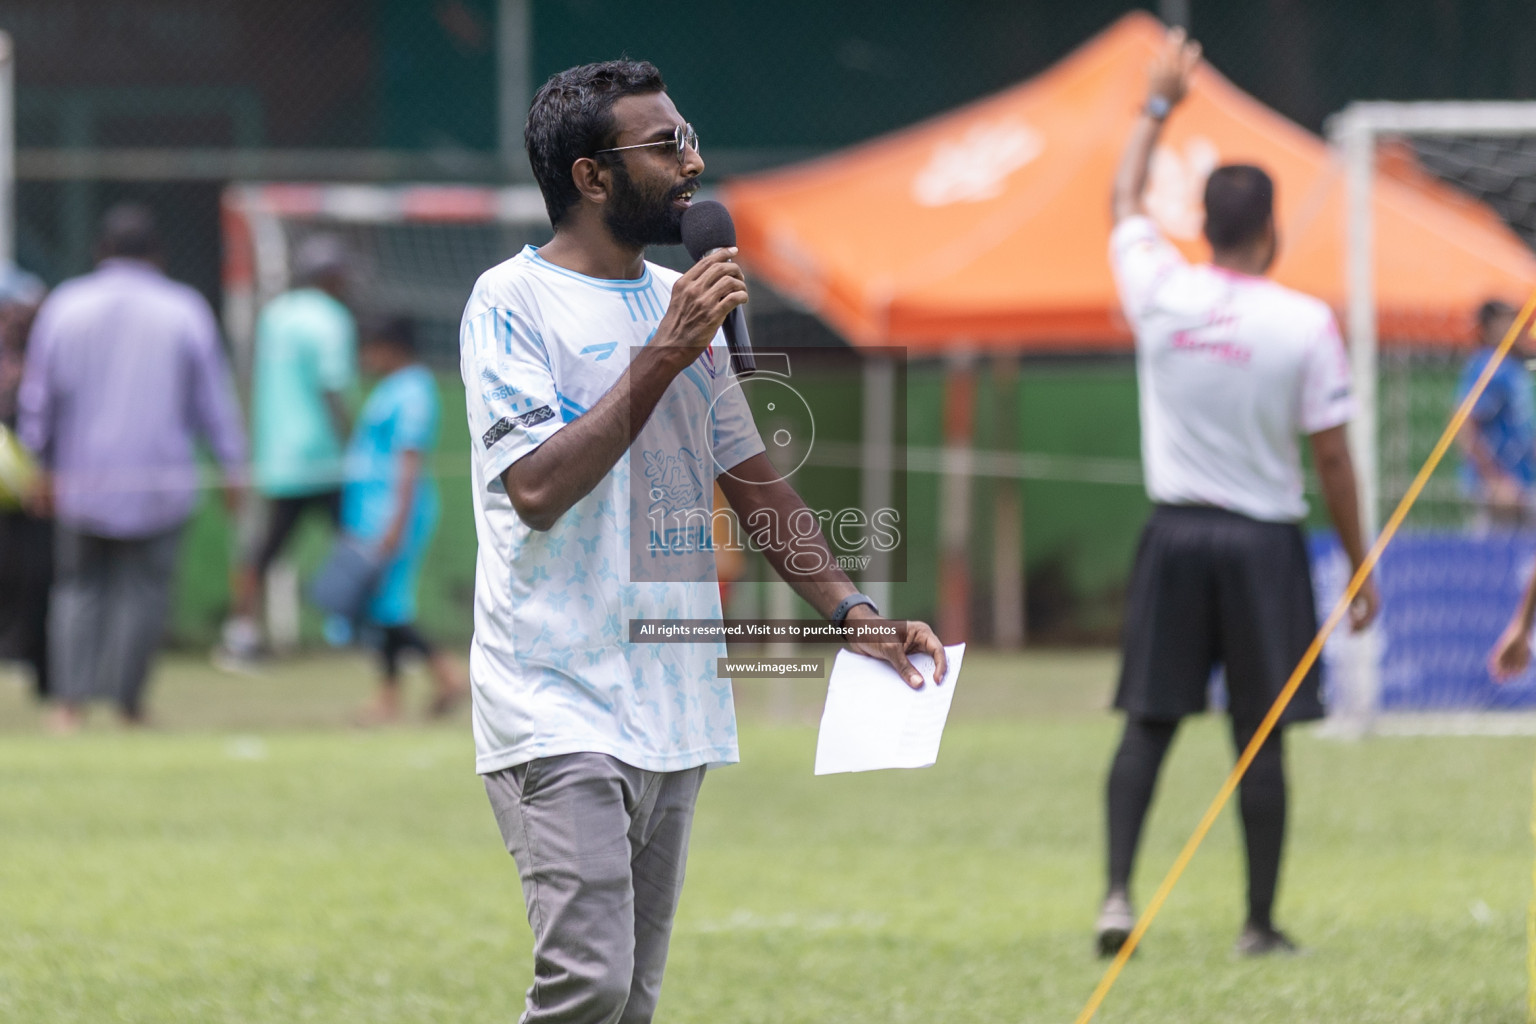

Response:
(26, 469), (53, 519)
(378, 522), (404, 560)
(1490, 617), (1532, 682)
(1349, 574), (1380, 632)
(845, 605), (948, 691)
(653, 248), (746, 362)
(1112, 27), (1201, 223)
(221, 480), (245, 517)
(1486, 473), (1526, 513)
(1147, 26), (1201, 109)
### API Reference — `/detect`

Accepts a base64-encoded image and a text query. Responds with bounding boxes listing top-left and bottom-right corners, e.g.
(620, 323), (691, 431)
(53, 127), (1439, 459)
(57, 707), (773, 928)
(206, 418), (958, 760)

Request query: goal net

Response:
(222, 183), (557, 377)
(1323, 103), (1536, 729)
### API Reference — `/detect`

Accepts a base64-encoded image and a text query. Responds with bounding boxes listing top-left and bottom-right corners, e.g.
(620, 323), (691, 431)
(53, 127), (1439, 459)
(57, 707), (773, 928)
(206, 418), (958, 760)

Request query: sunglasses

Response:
(593, 122), (700, 166)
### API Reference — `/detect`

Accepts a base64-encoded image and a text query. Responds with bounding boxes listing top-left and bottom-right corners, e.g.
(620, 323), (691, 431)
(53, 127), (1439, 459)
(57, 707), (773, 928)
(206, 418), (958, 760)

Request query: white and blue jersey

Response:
(459, 246), (764, 775)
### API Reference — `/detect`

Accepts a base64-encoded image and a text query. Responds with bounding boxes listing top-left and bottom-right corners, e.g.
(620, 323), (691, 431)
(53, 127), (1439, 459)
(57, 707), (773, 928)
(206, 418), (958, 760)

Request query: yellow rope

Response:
(1075, 289), (1536, 1024)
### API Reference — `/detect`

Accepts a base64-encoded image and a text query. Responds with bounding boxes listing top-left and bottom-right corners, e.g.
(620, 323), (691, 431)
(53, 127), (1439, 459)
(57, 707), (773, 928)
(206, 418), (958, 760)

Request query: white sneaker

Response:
(1095, 892), (1136, 957)
(213, 617), (263, 674)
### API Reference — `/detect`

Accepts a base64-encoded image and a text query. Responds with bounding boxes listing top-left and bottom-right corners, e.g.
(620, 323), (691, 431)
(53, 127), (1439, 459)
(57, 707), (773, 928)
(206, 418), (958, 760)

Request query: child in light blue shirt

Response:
(344, 316), (464, 723)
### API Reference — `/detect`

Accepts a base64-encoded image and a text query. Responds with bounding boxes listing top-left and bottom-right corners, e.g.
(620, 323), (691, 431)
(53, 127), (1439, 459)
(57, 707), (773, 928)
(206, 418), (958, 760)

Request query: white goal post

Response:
(0, 31), (15, 269)
(1328, 101), (1536, 732)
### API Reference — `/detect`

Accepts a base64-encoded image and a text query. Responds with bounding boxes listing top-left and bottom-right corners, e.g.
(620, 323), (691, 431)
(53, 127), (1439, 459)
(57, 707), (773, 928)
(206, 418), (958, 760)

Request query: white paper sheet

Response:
(813, 643), (966, 775)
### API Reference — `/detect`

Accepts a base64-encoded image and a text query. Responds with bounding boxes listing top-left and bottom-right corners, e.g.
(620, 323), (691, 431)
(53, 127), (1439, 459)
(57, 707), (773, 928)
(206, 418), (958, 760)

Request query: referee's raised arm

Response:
(1111, 27), (1201, 224)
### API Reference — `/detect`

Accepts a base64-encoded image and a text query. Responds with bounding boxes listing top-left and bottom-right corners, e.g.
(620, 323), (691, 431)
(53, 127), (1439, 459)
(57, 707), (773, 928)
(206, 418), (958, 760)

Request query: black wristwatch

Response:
(1144, 95), (1173, 122)
(831, 593), (880, 628)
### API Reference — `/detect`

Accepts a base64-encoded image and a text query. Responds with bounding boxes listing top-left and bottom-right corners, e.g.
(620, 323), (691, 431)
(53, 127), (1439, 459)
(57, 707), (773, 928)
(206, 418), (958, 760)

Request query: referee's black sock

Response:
(1232, 721), (1286, 932)
(1106, 717), (1179, 897)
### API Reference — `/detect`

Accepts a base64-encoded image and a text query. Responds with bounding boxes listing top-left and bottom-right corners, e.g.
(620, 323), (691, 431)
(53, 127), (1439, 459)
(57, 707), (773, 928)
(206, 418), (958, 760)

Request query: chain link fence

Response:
(11, 1), (1536, 292)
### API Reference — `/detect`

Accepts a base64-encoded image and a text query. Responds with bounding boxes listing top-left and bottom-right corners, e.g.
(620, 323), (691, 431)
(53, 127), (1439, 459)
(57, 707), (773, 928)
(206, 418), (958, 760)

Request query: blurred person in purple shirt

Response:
(17, 204), (247, 732)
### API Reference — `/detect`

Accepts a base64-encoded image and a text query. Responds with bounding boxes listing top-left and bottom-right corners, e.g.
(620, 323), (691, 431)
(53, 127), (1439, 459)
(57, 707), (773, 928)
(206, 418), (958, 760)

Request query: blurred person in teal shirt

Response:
(220, 235), (357, 665)
(344, 316), (463, 723)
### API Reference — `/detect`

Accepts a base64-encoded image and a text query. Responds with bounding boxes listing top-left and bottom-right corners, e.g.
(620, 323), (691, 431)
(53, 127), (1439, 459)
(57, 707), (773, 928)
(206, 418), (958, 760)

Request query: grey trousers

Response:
(50, 525), (182, 714)
(484, 753), (706, 1024)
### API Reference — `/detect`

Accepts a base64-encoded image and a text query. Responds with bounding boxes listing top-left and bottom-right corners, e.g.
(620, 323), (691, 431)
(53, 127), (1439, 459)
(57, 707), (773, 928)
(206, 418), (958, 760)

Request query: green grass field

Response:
(0, 650), (1529, 1023)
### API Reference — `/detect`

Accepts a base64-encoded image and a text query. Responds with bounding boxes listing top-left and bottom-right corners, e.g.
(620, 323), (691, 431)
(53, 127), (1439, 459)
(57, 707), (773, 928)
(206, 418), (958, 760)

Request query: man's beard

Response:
(603, 162), (687, 249)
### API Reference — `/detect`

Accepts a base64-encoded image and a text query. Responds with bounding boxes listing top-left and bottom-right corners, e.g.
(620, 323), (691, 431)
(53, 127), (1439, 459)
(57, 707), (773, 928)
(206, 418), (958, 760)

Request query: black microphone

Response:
(679, 200), (756, 377)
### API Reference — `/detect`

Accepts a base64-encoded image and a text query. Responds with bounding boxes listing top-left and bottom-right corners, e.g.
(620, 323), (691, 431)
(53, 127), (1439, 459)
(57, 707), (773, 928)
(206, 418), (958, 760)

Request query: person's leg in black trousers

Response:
(1230, 719), (1294, 953)
(1099, 715), (1180, 954)
(357, 623), (465, 725)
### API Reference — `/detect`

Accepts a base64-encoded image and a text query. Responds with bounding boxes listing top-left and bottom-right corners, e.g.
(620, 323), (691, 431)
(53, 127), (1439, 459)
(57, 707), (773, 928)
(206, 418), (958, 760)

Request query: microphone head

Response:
(680, 200), (736, 261)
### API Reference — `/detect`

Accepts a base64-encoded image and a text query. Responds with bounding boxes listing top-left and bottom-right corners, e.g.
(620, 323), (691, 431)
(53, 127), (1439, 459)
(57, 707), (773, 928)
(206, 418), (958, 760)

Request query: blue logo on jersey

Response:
(580, 342), (618, 361)
(484, 384), (518, 403)
(641, 448), (711, 556)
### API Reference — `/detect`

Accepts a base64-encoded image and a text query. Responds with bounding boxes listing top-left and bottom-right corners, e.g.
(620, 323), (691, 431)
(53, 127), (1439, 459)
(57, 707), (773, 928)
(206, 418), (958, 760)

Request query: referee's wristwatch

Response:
(1144, 95), (1173, 122)
(831, 592), (880, 628)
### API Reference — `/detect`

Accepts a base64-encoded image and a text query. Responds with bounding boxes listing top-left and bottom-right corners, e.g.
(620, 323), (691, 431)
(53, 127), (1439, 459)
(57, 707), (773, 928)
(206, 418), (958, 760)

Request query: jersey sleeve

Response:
(461, 303), (563, 490)
(1299, 310), (1356, 434)
(1108, 215), (1187, 326)
(314, 304), (358, 394)
(707, 342), (765, 476)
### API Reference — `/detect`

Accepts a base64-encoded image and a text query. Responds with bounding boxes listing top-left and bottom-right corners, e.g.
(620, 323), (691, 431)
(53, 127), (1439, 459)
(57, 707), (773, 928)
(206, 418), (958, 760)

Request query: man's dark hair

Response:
(525, 60), (666, 227)
(366, 314), (417, 356)
(1202, 165), (1274, 251)
(97, 203), (160, 260)
(1477, 298), (1517, 338)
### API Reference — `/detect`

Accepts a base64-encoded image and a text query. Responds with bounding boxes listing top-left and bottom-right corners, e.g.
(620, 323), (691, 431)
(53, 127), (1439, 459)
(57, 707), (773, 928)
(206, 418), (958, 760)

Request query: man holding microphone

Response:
(460, 60), (945, 1022)
(1097, 29), (1378, 957)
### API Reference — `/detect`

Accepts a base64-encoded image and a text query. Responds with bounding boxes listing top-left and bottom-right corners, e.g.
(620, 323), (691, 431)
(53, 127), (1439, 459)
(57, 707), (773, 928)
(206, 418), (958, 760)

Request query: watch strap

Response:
(831, 593), (880, 628)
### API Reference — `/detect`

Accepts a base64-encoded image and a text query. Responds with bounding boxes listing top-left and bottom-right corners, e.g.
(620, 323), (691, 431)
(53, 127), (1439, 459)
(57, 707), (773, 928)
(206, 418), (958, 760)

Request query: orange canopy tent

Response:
(722, 11), (1536, 353)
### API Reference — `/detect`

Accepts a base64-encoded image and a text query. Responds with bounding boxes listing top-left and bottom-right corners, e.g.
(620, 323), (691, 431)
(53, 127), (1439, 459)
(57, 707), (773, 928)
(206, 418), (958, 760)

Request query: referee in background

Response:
(1095, 28), (1379, 957)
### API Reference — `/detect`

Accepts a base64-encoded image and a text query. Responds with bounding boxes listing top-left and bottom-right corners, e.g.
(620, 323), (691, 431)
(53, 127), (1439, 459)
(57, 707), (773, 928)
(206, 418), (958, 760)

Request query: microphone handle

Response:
(702, 246), (756, 376)
(723, 307), (756, 376)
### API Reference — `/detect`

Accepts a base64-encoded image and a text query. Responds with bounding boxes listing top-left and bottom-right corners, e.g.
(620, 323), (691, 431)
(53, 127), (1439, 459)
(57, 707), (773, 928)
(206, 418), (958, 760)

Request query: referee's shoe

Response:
(1235, 922), (1299, 957)
(1094, 892), (1135, 957)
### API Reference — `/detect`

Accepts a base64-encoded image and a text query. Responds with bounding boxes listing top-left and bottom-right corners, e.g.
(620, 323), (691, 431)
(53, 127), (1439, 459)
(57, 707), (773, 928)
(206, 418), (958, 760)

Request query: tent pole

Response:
(939, 352), (976, 643)
(991, 356), (1025, 648)
(497, 0), (532, 176)
(0, 32), (12, 269)
(860, 355), (896, 616)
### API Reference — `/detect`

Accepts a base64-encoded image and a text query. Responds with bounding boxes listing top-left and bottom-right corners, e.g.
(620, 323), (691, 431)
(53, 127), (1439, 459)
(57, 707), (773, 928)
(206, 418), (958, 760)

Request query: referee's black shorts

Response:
(1115, 504), (1324, 727)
